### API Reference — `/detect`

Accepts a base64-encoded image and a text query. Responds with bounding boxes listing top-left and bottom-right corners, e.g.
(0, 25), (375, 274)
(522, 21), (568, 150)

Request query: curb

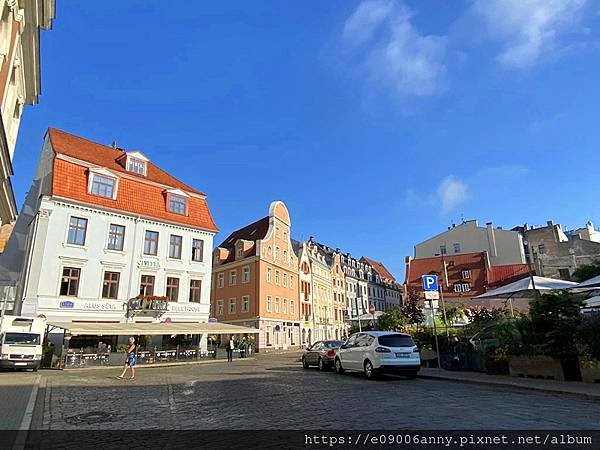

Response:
(51, 357), (255, 372)
(418, 373), (600, 402)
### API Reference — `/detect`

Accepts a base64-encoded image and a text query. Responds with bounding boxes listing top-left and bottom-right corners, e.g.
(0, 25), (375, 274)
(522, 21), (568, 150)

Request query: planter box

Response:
(508, 355), (565, 381)
(579, 359), (600, 384)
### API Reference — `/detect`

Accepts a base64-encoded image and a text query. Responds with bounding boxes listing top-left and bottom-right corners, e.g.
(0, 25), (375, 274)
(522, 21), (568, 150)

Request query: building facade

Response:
(211, 201), (300, 352)
(298, 241), (314, 346)
(362, 257), (402, 311)
(305, 240), (334, 341)
(0, 0), (54, 228)
(3, 129), (218, 328)
(404, 252), (533, 311)
(415, 220), (526, 267)
(514, 220), (600, 280)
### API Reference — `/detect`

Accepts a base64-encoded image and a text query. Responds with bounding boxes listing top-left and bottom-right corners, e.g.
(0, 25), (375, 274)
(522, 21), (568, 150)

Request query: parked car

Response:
(302, 340), (344, 370)
(334, 331), (420, 379)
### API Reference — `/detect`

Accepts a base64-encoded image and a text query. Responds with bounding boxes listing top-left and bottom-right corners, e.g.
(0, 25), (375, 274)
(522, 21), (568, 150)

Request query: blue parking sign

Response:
(422, 275), (438, 291)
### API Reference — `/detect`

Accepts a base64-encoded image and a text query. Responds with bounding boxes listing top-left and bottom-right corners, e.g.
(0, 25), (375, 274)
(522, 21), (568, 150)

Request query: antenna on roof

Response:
(111, 140), (117, 149)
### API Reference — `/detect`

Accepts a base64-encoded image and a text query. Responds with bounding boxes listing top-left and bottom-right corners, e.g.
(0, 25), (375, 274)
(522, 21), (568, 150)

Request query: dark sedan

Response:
(301, 340), (344, 370)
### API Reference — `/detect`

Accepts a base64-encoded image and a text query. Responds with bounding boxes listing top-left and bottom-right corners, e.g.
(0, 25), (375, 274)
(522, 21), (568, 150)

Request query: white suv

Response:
(334, 331), (420, 379)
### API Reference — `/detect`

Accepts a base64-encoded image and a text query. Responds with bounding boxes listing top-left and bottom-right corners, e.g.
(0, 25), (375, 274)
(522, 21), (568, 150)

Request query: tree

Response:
(378, 308), (409, 332)
(401, 289), (425, 325)
(571, 261), (600, 282)
(529, 291), (584, 361)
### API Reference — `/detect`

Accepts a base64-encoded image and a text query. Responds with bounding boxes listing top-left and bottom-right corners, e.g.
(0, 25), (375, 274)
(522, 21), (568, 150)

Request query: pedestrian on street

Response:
(118, 337), (136, 380)
(226, 336), (235, 362)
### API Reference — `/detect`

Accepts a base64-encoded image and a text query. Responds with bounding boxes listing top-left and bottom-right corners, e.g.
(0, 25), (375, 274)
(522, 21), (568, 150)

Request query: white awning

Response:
(474, 276), (577, 299)
(47, 321), (259, 336)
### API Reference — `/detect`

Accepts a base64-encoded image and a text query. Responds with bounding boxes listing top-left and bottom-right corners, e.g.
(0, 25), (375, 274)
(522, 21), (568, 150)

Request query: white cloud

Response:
(437, 176), (468, 214)
(342, 0), (447, 97)
(473, 0), (588, 69)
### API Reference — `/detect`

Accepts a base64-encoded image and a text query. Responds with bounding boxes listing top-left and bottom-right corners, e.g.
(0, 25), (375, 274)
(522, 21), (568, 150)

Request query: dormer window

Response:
(164, 189), (189, 215)
(169, 194), (187, 215)
(128, 158), (147, 175)
(88, 168), (118, 200)
(120, 151), (150, 176)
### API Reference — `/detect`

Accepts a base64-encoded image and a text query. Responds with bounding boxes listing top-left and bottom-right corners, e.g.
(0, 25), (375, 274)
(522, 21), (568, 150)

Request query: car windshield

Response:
(3, 333), (40, 345)
(378, 334), (415, 348)
(323, 341), (344, 349)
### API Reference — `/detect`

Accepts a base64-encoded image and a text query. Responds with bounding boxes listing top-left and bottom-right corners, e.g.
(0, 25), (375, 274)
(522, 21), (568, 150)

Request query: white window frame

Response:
(242, 267), (250, 283)
(229, 270), (237, 286)
(217, 273), (224, 288)
(275, 297), (280, 313)
(266, 295), (272, 312)
(462, 270), (471, 279)
(216, 299), (224, 315)
(229, 297), (236, 314)
(241, 295), (249, 312)
(267, 267), (272, 283)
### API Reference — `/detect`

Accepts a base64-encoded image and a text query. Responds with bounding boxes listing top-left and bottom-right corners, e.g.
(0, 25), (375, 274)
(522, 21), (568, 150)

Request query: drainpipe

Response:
(125, 216), (142, 321)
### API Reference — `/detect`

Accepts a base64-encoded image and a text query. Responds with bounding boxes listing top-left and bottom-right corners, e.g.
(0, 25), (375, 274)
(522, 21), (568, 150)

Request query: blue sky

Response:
(13, 0), (600, 280)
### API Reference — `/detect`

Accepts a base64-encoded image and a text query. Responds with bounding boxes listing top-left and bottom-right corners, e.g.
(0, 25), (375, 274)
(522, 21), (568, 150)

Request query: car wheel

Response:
(334, 358), (344, 374)
(318, 357), (328, 371)
(406, 371), (418, 379)
(302, 357), (309, 369)
(364, 360), (376, 380)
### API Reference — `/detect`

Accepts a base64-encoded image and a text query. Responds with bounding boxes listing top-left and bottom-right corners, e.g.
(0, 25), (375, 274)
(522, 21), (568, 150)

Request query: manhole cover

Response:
(65, 411), (113, 425)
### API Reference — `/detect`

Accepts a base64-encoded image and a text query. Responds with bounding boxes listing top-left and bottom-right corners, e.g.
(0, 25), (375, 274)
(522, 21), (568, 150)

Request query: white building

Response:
(0, 0), (54, 228)
(2, 128), (218, 330)
(414, 220), (526, 267)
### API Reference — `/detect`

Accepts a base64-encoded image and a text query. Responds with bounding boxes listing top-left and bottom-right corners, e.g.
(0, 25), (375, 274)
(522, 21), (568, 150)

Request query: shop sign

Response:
(60, 300), (74, 309)
(169, 303), (203, 313)
(137, 259), (160, 269)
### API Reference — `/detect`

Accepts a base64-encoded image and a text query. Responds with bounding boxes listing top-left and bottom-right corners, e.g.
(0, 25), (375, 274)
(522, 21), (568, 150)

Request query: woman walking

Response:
(118, 337), (136, 380)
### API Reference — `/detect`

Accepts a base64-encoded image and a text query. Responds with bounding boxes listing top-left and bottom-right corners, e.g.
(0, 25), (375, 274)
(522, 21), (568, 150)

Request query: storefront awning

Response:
(47, 321), (259, 336)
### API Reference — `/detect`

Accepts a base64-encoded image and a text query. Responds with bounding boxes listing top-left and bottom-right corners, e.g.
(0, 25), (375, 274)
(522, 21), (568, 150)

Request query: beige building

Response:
(211, 201), (300, 352)
(415, 220), (526, 266)
(0, 0), (54, 228)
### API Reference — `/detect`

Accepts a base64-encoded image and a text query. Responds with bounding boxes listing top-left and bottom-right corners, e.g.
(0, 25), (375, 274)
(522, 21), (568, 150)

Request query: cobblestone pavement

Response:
(21, 353), (600, 431)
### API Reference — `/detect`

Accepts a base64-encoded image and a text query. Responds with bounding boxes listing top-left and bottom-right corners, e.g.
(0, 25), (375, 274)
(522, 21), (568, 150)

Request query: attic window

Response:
(249, 229), (256, 236)
(168, 194), (188, 215)
(128, 157), (147, 175)
(87, 168), (118, 200)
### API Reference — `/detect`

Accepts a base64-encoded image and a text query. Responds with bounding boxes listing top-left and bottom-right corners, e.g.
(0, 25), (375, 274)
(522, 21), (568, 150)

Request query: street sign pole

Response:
(430, 299), (442, 369)
(356, 296), (362, 332)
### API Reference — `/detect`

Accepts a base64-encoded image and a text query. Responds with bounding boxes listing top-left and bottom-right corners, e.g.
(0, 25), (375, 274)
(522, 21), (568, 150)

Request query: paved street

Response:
(13, 353), (600, 431)
(0, 371), (39, 430)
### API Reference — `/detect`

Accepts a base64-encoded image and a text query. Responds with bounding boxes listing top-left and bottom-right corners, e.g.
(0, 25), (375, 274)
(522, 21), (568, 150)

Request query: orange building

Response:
(211, 201), (300, 351)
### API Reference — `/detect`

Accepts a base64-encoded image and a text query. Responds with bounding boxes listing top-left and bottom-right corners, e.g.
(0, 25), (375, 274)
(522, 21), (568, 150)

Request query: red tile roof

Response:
(362, 257), (396, 282)
(48, 128), (203, 195)
(487, 264), (534, 288)
(49, 128), (217, 232)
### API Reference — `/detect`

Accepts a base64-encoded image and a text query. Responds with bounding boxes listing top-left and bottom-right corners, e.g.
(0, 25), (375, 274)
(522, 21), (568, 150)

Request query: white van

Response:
(0, 315), (46, 371)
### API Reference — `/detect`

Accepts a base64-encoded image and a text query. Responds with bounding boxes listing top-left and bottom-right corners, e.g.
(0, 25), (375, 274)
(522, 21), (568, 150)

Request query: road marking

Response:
(12, 374), (41, 450)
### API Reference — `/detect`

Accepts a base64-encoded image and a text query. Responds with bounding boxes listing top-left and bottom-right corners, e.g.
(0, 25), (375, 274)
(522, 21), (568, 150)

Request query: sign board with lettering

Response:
(424, 290), (440, 300)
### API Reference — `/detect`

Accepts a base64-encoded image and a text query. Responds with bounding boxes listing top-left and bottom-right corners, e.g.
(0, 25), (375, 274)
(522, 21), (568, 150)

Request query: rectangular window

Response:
(139, 275), (155, 296)
(229, 298), (236, 314)
(144, 231), (159, 255)
(290, 300), (295, 315)
(453, 243), (461, 253)
(67, 217), (88, 246)
(538, 244), (546, 254)
(283, 298), (288, 313)
(275, 297), (280, 313)
(267, 268), (272, 283)
(242, 267), (250, 283)
(107, 224), (125, 251)
(290, 275), (294, 289)
(266, 295), (272, 312)
(60, 267), (80, 296)
(128, 158), (146, 175)
(102, 271), (120, 299)
(462, 270), (471, 279)
(189, 279), (202, 303)
(169, 194), (187, 215)
(440, 245), (447, 255)
(229, 270), (237, 285)
(558, 268), (571, 280)
(91, 174), (116, 198)
(283, 273), (288, 287)
(462, 283), (470, 292)
(241, 295), (249, 312)
(166, 277), (180, 301)
(191, 239), (204, 262)
(169, 235), (182, 259)
(217, 273), (224, 288)
(275, 270), (280, 285)
(217, 299), (224, 315)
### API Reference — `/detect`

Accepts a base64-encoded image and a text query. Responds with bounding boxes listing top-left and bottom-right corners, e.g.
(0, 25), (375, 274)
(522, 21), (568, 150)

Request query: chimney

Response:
(547, 220), (554, 227)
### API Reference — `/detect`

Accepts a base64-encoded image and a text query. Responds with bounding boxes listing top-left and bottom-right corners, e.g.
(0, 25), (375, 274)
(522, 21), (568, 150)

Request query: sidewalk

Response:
(419, 368), (600, 400)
